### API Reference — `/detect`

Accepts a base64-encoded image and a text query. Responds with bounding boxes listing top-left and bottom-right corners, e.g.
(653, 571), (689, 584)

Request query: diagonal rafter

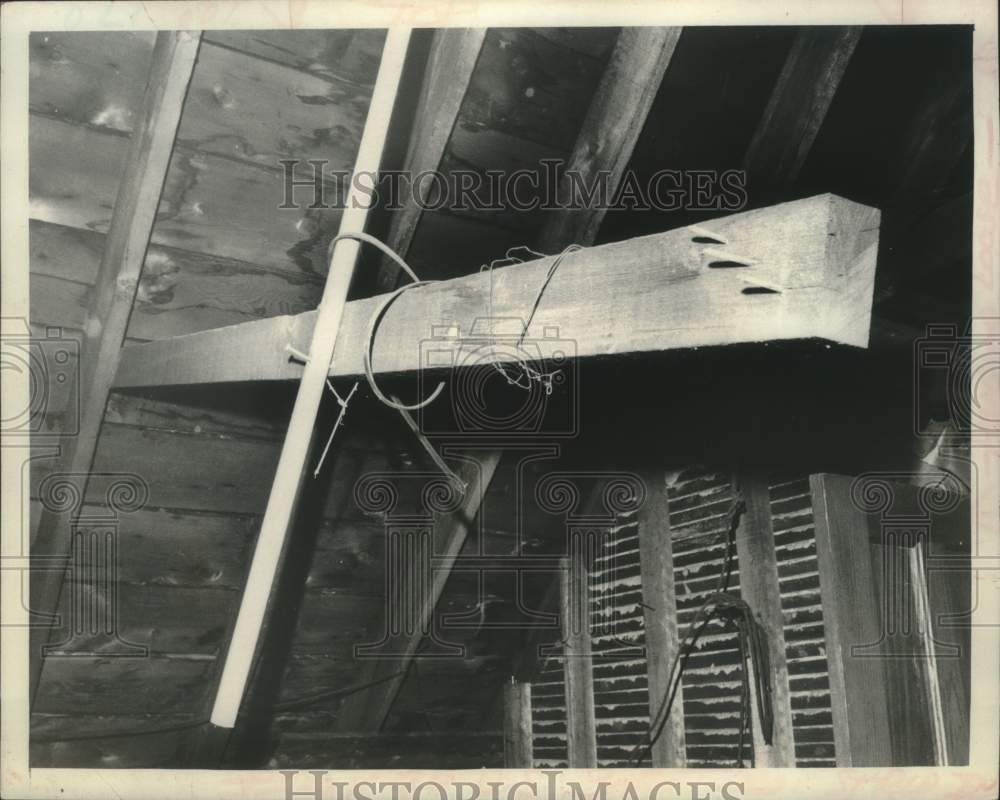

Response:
(28, 31), (203, 703)
(374, 28), (487, 293)
(539, 27), (682, 251)
(742, 26), (862, 196)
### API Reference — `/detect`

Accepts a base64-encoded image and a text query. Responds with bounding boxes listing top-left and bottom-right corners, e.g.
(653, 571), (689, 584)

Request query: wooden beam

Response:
(29, 31), (202, 703)
(374, 28), (487, 292)
(561, 550), (597, 767)
(334, 452), (502, 733)
(208, 28), (412, 731)
(538, 27), (681, 251)
(503, 679), (534, 767)
(743, 27), (862, 195)
(636, 471), (686, 767)
(113, 193), (882, 389)
(809, 473), (894, 766)
(733, 475), (795, 766)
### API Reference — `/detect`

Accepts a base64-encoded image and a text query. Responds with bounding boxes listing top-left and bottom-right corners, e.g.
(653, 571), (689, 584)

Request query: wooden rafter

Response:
(334, 453), (502, 733)
(539, 27), (682, 251)
(743, 27), (862, 195)
(113, 193), (882, 391)
(374, 28), (487, 292)
(28, 31), (203, 702)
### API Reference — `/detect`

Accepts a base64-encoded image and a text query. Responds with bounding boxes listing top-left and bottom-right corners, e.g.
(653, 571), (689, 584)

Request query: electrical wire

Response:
(735, 615), (751, 767)
(316, 233), (451, 482)
(630, 495), (746, 767)
(328, 231), (422, 284)
(362, 279), (445, 411)
(480, 244), (582, 393)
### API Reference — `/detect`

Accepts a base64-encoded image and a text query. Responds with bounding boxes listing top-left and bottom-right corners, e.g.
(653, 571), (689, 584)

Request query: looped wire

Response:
(479, 243), (583, 395)
(311, 231), (455, 488)
(363, 280), (445, 412)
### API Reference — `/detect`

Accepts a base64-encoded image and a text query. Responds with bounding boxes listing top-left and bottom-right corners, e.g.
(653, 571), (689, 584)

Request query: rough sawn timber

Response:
(113, 193), (881, 389)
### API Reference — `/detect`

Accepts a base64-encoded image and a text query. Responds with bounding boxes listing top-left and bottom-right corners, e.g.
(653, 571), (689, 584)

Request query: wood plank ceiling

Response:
(27, 24), (972, 768)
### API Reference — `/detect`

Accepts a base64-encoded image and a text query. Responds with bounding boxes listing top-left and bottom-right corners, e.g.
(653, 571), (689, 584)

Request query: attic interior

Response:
(26, 25), (974, 769)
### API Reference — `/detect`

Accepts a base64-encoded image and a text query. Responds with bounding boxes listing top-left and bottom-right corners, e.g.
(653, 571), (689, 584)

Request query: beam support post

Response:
(637, 470), (687, 767)
(561, 549), (597, 767)
(503, 679), (534, 768)
(733, 474), (796, 766)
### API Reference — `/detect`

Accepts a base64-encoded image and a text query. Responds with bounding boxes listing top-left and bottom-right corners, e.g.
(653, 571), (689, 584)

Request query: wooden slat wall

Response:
(531, 645), (569, 767)
(27, 29), (386, 766)
(768, 477), (838, 766)
(590, 511), (653, 766)
(269, 731), (503, 769)
(666, 468), (752, 768)
(29, 30), (382, 281)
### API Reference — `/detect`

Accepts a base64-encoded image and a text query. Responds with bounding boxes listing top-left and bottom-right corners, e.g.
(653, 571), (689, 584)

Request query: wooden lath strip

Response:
(374, 28), (487, 292)
(29, 30), (203, 703)
(207, 29), (414, 733)
(743, 27), (862, 194)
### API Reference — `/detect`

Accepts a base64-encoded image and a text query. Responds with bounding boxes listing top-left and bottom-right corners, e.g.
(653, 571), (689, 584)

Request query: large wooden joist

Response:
(112, 193), (880, 390)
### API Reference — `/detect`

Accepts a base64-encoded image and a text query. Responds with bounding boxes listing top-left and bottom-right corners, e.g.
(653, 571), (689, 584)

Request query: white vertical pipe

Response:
(210, 28), (412, 728)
